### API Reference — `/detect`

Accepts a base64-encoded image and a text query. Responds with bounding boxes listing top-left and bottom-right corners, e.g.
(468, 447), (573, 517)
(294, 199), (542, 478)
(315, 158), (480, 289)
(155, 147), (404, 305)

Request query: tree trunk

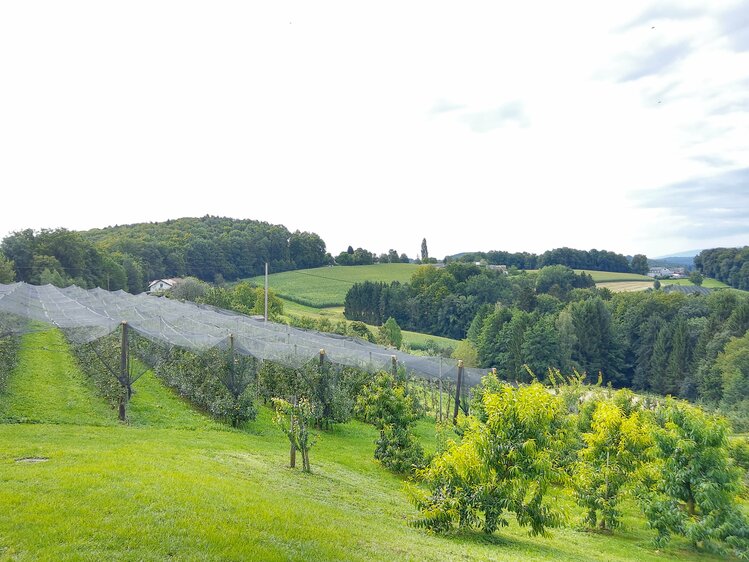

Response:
(686, 497), (696, 517)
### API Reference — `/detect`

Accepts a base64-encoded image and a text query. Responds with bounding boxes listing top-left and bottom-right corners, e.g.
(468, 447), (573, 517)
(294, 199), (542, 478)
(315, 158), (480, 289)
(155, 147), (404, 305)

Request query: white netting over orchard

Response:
(0, 283), (486, 386)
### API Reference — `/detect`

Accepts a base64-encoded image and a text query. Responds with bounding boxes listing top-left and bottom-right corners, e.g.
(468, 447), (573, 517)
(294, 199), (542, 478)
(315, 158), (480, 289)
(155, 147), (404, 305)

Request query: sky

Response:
(1, 1), (748, 260)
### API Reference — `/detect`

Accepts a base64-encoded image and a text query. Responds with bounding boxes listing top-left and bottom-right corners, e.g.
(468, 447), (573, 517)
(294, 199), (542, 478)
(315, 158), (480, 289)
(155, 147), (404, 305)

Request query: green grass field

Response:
(0, 329), (738, 561)
(573, 270), (652, 282)
(661, 278), (730, 289)
(251, 264), (418, 307)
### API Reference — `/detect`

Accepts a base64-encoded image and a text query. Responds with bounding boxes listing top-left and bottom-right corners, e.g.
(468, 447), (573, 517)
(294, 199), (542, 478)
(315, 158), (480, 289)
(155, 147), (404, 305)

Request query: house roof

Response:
(148, 278), (177, 289)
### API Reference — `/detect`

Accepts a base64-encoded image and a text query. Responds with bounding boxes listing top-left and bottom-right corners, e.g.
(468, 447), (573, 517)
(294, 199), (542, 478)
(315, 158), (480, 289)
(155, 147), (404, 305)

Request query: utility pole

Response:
(264, 262), (269, 322)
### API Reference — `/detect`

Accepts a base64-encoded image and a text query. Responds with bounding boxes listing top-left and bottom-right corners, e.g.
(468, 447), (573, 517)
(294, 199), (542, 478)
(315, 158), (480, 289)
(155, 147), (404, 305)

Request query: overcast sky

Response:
(1, 1), (747, 260)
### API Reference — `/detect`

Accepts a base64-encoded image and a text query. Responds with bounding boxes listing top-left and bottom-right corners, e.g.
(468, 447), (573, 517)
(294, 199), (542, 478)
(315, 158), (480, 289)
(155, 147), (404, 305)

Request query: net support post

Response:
(119, 321), (129, 422)
(452, 360), (464, 425)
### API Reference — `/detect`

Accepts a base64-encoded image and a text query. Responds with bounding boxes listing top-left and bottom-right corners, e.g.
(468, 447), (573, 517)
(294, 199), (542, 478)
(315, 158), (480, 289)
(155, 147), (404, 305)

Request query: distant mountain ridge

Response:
(649, 256), (696, 270)
(654, 250), (703, 259)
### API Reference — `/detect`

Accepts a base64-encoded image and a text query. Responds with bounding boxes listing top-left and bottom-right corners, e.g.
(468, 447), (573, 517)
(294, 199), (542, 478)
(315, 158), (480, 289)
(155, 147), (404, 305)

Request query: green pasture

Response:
(661, 278), (730, 289)
(0, 329), (734, 561)
(573, 270), (652, 282)
(279, 299), (460, 352)
(251, 264), (418, 307)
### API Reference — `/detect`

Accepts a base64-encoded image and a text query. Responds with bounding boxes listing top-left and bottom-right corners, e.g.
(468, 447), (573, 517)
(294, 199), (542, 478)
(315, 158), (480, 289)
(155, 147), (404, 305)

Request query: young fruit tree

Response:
(573, 393), (652, 531)
(410, 382), (569, 536)
(273, 397), (316, 473)
(636, 400), (749, 558)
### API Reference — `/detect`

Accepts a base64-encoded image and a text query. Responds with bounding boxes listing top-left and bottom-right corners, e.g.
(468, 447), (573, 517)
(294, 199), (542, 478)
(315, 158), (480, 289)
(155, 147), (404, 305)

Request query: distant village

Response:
(647, 267), (687, 279)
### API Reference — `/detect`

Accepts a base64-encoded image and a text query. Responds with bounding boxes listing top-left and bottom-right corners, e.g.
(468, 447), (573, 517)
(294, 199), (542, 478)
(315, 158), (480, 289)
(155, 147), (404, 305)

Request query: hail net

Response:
(0, 283), (487, 387)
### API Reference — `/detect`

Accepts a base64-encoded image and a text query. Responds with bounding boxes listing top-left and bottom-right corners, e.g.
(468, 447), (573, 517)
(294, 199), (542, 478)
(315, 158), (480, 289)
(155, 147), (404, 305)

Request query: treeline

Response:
(481, 289), (749, 431)
(457, 246), (644, 273)
(345, 263), (595, 339)
(346, 264), (749, 427)
(696, 246), (749, 290)
(0, 216), (330, 292)
(335, 246), (410, 266)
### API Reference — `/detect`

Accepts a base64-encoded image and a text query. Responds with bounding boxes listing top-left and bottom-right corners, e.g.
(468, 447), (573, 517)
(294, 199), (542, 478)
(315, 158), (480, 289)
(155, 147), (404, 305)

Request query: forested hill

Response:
(456, 247), (641, 273)
(0, 216), (330, 292)
(83, 216), (330, 280)
(696, 246), (749, 290)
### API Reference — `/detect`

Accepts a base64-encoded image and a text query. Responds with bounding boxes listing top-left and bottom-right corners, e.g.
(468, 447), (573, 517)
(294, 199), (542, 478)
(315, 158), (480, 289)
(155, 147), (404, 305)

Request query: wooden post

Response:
(452, 360), (464, 424)
(319, 348), (325, 368)
(429, 378), (435, 416)
(119, 321), (129, 421)
(438, 378), (443, 423)
(391, 355), (397, 379)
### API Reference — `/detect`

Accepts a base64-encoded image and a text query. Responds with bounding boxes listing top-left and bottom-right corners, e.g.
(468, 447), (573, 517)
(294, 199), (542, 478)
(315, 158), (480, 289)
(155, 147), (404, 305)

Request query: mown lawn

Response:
(0, 330), (736, 561)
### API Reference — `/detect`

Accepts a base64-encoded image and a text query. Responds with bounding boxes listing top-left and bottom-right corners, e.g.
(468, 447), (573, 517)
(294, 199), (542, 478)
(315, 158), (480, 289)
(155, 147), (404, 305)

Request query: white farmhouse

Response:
(147, 278), (178, 293)
(647, 267), (673, 278)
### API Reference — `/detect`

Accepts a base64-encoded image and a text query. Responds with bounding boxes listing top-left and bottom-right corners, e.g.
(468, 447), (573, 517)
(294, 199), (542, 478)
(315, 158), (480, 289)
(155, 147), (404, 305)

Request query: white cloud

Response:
(0, 1), (747, 260)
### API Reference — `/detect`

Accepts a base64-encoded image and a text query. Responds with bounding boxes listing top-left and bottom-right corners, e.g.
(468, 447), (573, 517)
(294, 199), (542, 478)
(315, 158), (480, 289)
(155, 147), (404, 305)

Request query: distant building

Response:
(474, 262), (508, 274)
(147, 278), (179, 293)
(648, 267), (673, 278)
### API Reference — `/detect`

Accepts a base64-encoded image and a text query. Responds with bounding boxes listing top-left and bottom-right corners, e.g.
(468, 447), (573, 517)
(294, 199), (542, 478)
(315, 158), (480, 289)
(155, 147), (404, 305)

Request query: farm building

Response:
(474, 262), (509, 273)
(648, 267), (673, 278)
(147, 278), (179, 293)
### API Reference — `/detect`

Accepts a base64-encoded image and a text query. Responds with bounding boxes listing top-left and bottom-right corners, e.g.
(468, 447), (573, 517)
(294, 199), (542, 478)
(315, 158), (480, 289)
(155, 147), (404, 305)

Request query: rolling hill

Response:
(0, 328), (730, 561)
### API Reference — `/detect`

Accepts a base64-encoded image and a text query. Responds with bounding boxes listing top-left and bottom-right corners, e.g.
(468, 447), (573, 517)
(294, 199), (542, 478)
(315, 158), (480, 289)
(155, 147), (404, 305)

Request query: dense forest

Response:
(455, 247), (647, 274)
(345, 263), (749, 427)
(0, 216), (330, 292)
(344, 263), (595, 339)
(696, 246), (749, 290)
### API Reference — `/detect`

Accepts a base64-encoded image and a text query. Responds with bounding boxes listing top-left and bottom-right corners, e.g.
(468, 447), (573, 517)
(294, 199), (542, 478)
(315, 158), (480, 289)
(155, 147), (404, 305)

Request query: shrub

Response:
(356, 372), (425, 473)
(411, 383), (568, 536)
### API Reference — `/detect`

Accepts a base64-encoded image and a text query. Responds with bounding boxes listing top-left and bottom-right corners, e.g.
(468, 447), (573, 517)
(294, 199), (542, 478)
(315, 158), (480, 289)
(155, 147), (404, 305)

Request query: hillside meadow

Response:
(0, 329), (738, 561)
(250, 264), (418, 308)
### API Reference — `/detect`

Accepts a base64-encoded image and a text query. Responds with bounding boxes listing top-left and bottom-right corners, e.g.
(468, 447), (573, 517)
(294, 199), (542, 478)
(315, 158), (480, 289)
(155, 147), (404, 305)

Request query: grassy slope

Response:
(597, 278), (732, 293)
(596, 281), (654, 292)
(574, 270), (652, 282)
(251, 264), (418, 307)
(0, 329), (116, 426)
(0, 330), (732, 561)
(661, 278), (730, 289)
(279, 298), (459, 351)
